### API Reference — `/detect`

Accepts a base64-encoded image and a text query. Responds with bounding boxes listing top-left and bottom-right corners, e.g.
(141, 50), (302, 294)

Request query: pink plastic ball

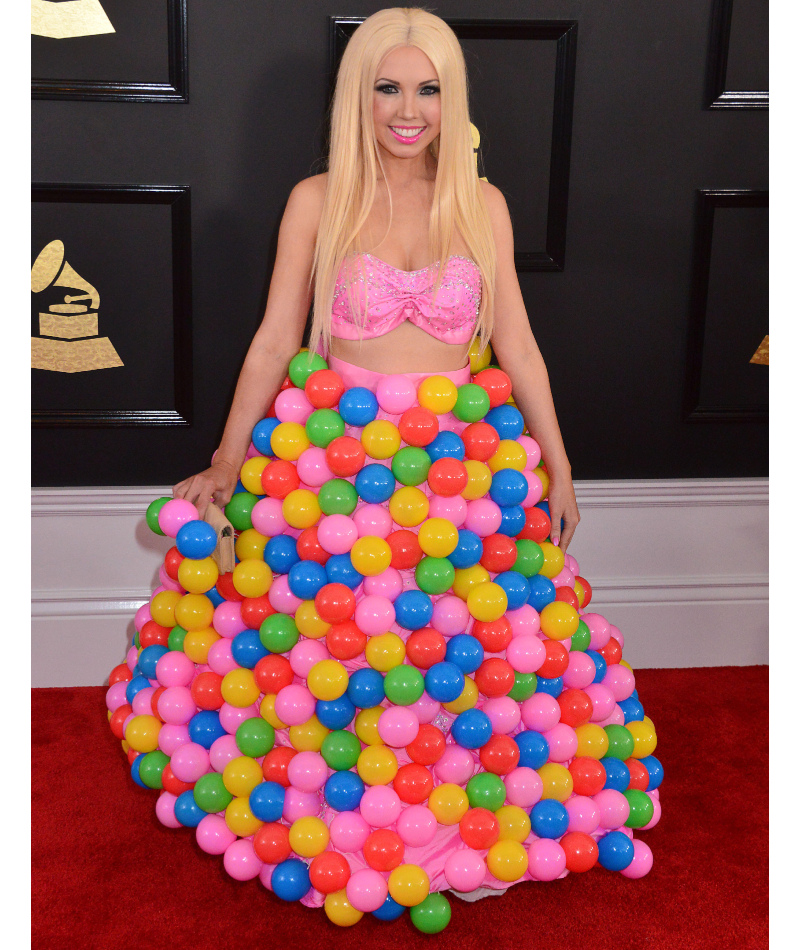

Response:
(609, 623), (624, 649)
(396, 804), (438, 847)
(433, 745), (475, 785)
(641, 794), (662, 831)
(594, 789), (630, 829)
(329, 811), (370, 852)
(482, 696), (521, 734)
(251, 497), (289, 536)
(317, 514), (358, 555)
(619, 839), (654, 878)
(504, 766), (544, 809)
(582, 613), (612, 650)
(155, 791), (182, 828)
(275, 387), (314, 424)
(518, 435), (542, 470)
(408, 692), (441, 724)
(244, 442), (259, 461)
(506, 635), (545, 674)
(564, 554), (580, 575)
(527, 838), (567, 881)
(520, 693), (561, 732)
(355, 595), (395, 636)
(597, 704), (626, 727)
(134, 603), (152, 632)
(296, 447), (333, 487)
(464, 498), (503, 537)
(353, 504), (393, 539)
(105, 681), (128, 712)
(362, 567), (403, 601)
(224, 837), (263, 881)
(157, 723), (191, 756)
(602, 664), (636, 701)
(282, 787), (321, 822)
(522, 470), (544, 507)
(126, 645), (139, 672)
(542, 723), (578, 762)
(219, 702), (259, 735)
(196, 814), (236, 855)
(506, 604), (541, 638)
(259, 863), (274, 891)
(268, 575), (303, 615)
(213, 601), (247, 640)
(209, 734), (240, 772)
(563, 651), (596, 690)
(428, 495), (467, 526)
(431, 595), (470, 637)
(156, 686), (196, 725)
(565, 795), (600, 834)
(376, 375), (416, 414)
(377, 706), (420, 747)
(274, 684), (315, 726)
(346, 868), (389, 913)
(131, 686), (157, 716)
(359, 785), (402, 828)
(206, 638), (238, 675)
(158, 498), (199, 539)
(289, 639), (329, 679)
(287, 751), (328, 792)
(170, 742), (211, 783)
(155, 650), (195, 688)
(585, 683), (616, 722)
(550, 566), (575, 588)
(158, 564), (183, 592)
(444, 849), (487, 892)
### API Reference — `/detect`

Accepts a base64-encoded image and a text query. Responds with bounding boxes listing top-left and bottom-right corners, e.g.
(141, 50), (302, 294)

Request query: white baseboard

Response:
(31, 479), (768, 687)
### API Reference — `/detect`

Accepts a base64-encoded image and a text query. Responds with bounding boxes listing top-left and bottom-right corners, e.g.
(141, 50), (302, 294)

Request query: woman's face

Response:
(372, 46), (441, 160)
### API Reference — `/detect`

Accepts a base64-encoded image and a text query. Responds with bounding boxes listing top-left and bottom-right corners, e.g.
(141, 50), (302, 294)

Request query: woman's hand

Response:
(172, 459), (239, 515)
(546, 471), (580, 552)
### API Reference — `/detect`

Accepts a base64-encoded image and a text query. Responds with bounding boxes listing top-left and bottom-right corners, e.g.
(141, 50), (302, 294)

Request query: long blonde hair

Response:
(308, 6), (497, 356)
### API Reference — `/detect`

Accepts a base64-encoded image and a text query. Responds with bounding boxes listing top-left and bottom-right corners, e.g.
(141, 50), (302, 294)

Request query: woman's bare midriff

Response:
(328, 321), (471, 374)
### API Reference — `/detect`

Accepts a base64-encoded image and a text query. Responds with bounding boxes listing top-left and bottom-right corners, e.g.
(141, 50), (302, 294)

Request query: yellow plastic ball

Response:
(428, 783), (469, 825)
(289, 816), (330, 858)
(442, 675), (478, 714)
(307, 659), (349, 701)
(350, 536), (392, 576)
(388, 864), (430, 907)
(488, 440), (527, 473)
(282, 489), (321, 530)
(221, 668), (260, 708)
(486, 840), (528, 882)
(462, 460), (493, 500)
(124, 714), (161, 753)
(260, 694), (287, 729)
(174, 593), (214, 631)
(495, 805), (531, 843)
(539, 601), (579, 640)
(574, 723), (609, 759)
(620, 659), (633, 672)
(627, 716), (658, 758)
(182, 627), (219, 664)
(361, 419), (401, 459)
(224, 797), (263, 837)
(467, 581), (509, 622)
(295, 601), (331, 639)
(240, 456), (269, 495)
(324, 890), (363, 927)
(388, 486), (430, 527)
(232, 558), (273, 598)
(271, 421), (310, 461)
(365, 632), (406, 672)
(538, 762), (574, 802)
(235, 527), (268, 561)
(574, 578), (587, 608)
(354, 707), (385, 746)
(149, 589), (181, 627)
(536, 467), (550, 499)
(417, 518), (459, 558)
(468, 338), (492, 373)
(222, 755), (264, 797)
(539, 541), (566, 580)
(289, 714), (330, 752)
(452, 564), (490, 601)
(177, 556), (219, 594)
(356, 746), (398, 786)
(417, 375), (458, 414)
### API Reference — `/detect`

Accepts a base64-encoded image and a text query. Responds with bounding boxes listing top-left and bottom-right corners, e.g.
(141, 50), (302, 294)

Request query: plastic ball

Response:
(271, 858), (312, 902)
(410, 892), (451, 934)
(487, 840), (528, 882)
(597, 830), (635, 872)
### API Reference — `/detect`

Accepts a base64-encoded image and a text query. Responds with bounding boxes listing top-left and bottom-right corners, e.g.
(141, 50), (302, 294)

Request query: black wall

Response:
(32, 0), (768, 486)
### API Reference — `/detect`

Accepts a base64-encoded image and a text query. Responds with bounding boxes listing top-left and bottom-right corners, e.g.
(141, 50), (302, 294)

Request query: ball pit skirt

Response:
(109, 346), (662, 933)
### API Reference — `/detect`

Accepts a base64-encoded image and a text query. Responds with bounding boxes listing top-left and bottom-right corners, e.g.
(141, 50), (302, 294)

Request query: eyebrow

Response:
(375, 78), (440, 85)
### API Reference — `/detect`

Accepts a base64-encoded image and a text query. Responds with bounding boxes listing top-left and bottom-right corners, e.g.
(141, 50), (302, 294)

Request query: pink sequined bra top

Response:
(329, 252), (482, 345)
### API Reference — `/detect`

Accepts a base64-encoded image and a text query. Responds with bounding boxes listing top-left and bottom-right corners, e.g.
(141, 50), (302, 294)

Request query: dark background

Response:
(31, 0), (768, 486)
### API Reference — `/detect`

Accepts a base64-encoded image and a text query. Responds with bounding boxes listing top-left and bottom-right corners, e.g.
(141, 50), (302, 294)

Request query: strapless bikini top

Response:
(330, 252), (481, 345)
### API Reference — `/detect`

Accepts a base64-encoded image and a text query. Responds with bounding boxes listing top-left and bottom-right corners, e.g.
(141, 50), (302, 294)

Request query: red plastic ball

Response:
(126, 746), (139, 766)
(109, 703), (132, 739)
(405, 628), (447, 669)
(254, 822), (292, 864)
(568, 757), (607, 797)
(406, 723), (446, 765)
(471, 617), (513, 653)
(162, 763), (194, 796)
(254, 655), (294, 695)
(426, 458), (468, 497)
(575, 575), (593, 607)
(326, 436), (366, 477)
(474, 657), (515, 697)
(241, 594), (275, 629)
(326, 620), (368, 661)
(262, 747), (297, 787)
(363, 829), (405, 871)
(139, 620), (171, 648)
(461, 421), (500, 461)
(459, 807), (500, 849)
(387, 529), (423, 570)
(479, 734), (520, 775)
(260, 459), (301, 499)
(150, 686), (167, 720)
(164, 546), (184, 581)
(190, 671), (224, 710)
(538, 639), (569, 679)
(625, 758), (650, 791)
(309, 850), (351, 893)
(315, 583), (356, 624)
(296, 526), (330, 565)
(305, 369), (345, 409)
(480, 534), (517, 573)
(561, 831), (599, 872)
(555, 586), (580, 610)
(557, 688), (594, 727)
(215, 572), (246, 602)
(109, 663), (133, 686)
(393, 763), (434, 804)
(598, 636), (622, 666)
(398, 406), (439, 447)
(474, 368), (513, 408)
(518, 506), (551, 543)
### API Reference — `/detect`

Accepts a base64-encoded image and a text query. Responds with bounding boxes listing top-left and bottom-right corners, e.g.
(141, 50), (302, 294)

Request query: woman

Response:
(115, 8), (659, 932)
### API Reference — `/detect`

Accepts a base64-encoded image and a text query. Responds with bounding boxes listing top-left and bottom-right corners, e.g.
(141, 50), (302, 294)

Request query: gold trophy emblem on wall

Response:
(31, 240), (123, 373)
(31, 0), (115, 39)
(471, 123), (488, 183)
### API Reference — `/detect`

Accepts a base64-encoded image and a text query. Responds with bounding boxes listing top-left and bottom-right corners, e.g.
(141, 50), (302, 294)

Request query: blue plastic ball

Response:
(597, 831), (635, 871)
(514, 730), (550, 770)
(354, 463), (396, 504)
(206, 586), (225, 607)
(639, 754), (665, 792)
(252, 417), (279, 456)
(602, 757), (631, 792)
(448, 529), (483, 569)
(347, 668), (385, 709)
(424, 661), (465, 703)
(426, 430), (466, 462)
(264, 535), (300, 574)
(125, 674), (152, 706)
(324, 770), (365, 811)
(231, 628), (269, 669)
(498, 505), (526, 537)
(485, 405), (524, 441)
(271, 858), (311, 901)
(619, 696), (645, 723)
(586, 650), (607, 684)
(288, 560), (328, 600)
(315, 695), (356, 730)
(372, 893), (406, 921)
(176, 519), (218, 559)
(527, 574), (557, 611)
(174, 789), (206, 827)
(535, 675), (564, 698)
(338, 387), (379, 427)
(530, 799), (569, 839)
(188, 710), (227, 749)
(249, 781), (286, 822)
(494, 571), (530, 611)
(394, 590), (433, 630)
(325, 554), (363, 590)
(130, 754), (148, 789)
(450, 708), (492, 749)
(445, 634), (484, 674)
(488, 468), (528, 507)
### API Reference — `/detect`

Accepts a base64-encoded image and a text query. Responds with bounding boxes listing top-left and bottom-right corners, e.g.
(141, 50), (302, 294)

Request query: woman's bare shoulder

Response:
(282, 173), (328, 242)
(290, 172), (328, 207)
(478, 179), (509, 218)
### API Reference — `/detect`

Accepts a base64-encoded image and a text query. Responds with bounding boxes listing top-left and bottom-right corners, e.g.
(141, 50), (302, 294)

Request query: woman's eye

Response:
(375, 85), (397, 94)
(420, 85), (440, 95)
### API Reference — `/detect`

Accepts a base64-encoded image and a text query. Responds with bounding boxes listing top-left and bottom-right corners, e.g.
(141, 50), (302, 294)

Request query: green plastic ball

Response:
(603, 724), (635, 760)
(305, 408), (345, 448)
(415, 556), (456, 596)
(259, 614), (300, 653)
(318, 478), (359, 516)
(138, 750), (169, 789)
(146, 497), (171, 535)
(513, 539), (544, 577)
(193, 772), (234, 813)
(321, 730), (362, 771)
(466, 772), (506, 811)
(391, 446), (432, 486)
(383, 665), (425, 706)
(168, 625), (188, 652)
(453, 383), (491, 422)
(571, 620), (591, 652)
(288, 351), (327, 388)
(410, 892), (451, 933)
(224, 491), (260, 531)
(236, 718), (275, 758)
(624, 789), (655, 828)
(508, 671), (538, 701)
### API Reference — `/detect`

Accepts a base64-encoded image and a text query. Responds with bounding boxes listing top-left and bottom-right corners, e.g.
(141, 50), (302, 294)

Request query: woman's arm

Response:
(173, 175), (325, 513)
(480, 181), (580, 551)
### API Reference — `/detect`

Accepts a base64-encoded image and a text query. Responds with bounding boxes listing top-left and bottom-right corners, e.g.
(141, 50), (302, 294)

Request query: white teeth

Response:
(391, 127), (424, 137)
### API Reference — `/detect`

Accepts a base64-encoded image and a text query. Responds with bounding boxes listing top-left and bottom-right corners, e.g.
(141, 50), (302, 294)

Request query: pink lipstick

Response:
(388, 126), (426, 144)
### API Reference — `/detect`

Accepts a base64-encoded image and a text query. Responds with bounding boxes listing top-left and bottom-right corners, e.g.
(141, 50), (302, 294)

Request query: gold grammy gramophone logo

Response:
(31, 240), (123, 373)
(31, 0), (115, 40)
(471, 123), (488, 183)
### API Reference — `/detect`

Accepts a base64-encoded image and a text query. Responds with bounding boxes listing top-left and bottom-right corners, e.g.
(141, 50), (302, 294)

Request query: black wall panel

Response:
(31, 0), (768, 486)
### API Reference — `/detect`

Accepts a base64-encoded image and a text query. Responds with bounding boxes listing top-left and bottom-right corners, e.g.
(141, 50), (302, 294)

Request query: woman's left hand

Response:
(546, 472), (580, 552)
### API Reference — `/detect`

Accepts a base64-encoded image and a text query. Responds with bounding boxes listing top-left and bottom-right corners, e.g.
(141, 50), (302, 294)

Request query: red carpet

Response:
(32, 667), (767, 950)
